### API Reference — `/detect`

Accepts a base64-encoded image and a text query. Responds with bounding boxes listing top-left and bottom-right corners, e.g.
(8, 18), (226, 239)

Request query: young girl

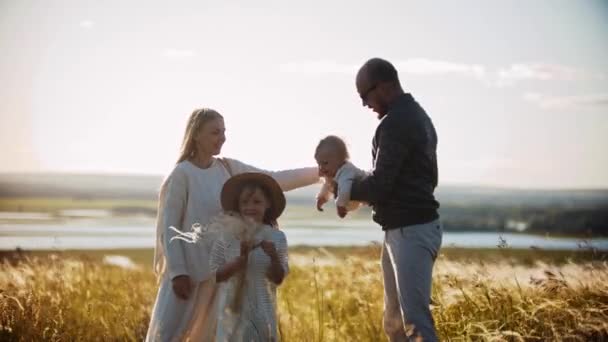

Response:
(210, 172), (289, 342)
(314, 135), (367, 218)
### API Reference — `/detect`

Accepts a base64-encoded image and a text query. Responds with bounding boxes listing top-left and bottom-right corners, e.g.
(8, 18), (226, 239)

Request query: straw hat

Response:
(220, 172), (286, 221)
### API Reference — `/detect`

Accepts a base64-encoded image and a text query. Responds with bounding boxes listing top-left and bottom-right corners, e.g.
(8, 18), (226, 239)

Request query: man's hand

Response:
(172, 275), (192, 300)
(337, 206), (347, 218)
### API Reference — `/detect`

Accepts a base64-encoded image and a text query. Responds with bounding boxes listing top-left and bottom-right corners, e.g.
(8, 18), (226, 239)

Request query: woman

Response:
(146, 108), (318, 341)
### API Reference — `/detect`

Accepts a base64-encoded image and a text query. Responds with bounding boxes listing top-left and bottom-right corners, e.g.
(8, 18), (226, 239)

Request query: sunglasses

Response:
(360, 83), (378, 103)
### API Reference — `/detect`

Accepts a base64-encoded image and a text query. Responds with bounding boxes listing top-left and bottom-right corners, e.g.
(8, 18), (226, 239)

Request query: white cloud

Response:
(163, 49), (196, 59)
(523, 92), (608, 110)
(79, 20), (95, 29)
(393, 59), (486, 79)
(279, 59), (485, 79)
(279, 60), (603, 88)
(451, 157), (517, 171)
(496, 63), (602, 86)
(278, 61), (358, 74)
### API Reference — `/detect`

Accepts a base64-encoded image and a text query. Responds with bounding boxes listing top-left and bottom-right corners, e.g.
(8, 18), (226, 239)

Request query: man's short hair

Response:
(363, 58), (399, 85)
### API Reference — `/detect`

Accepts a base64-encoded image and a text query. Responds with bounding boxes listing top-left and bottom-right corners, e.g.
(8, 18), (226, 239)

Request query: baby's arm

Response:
(316, 177), (334, 211)
(335, 175), (353, 218)
(335, 176), (353, 206)
(335, 164), (367, 217)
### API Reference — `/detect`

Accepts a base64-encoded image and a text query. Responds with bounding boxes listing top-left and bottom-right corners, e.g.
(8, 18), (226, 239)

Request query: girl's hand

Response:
(216, 243), (250, 283)
(172, 275), (192, 300)
(240, 241), (251, 257)
(260, 240), (278, 259)
(237, 241), (251, 268)
(234, 255), (248, 270)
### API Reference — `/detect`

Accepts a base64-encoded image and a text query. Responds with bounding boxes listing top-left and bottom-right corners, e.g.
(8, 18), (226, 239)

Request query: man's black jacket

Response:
(350, 93), (440, 230)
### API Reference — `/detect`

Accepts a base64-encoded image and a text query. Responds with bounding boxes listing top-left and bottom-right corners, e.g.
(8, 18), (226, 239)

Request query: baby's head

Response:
(314, 135), (349, 178)
(221, 173), (286, 226)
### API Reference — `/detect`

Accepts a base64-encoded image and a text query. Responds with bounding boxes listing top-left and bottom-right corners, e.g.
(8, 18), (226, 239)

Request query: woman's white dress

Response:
(210, 224), (288, 342)
(145, 158), (317, 342)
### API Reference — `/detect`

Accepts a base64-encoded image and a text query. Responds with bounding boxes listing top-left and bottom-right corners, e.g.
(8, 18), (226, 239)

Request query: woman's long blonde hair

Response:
(176, 108), (224, 163)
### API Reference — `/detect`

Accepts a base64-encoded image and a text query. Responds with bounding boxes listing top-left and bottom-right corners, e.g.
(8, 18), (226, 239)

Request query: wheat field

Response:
(1, 247), (607, 341)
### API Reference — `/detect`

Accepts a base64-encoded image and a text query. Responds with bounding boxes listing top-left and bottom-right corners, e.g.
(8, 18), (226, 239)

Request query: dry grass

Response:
(0, 253), (156, 341)
(1, 247), (607, 341)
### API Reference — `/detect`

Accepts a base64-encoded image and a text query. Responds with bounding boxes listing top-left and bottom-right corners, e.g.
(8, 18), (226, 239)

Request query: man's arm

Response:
(350, 119), (409, 204)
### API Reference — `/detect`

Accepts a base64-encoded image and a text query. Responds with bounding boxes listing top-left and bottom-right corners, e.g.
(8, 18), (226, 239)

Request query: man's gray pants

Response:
(382, 219), (442, 342)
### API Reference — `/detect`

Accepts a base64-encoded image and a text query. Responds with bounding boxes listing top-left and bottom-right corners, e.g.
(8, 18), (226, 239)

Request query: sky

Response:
(1, 0), (607, 189)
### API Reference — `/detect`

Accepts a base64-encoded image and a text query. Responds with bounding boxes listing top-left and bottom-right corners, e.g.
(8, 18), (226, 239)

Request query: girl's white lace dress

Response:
(210, 221), (288, 342)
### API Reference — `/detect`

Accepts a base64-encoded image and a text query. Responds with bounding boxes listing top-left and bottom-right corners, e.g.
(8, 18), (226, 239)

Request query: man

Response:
(349, 58), (442, 341)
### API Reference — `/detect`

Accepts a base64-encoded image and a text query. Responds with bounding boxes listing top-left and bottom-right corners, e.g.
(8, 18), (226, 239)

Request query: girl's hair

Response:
(314, 135), (349, 161)
(233, 181), (278, 227)
(176, 108), (224, 163)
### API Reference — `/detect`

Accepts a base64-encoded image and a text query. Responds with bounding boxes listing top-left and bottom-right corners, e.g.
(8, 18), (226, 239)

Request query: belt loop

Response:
(400, 227), (404, 237)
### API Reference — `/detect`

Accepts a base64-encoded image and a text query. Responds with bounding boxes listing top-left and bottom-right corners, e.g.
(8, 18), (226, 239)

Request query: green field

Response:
(0, 197), (356, 218)
(1, 247), (607, 341)
(0, 197), (157, 214)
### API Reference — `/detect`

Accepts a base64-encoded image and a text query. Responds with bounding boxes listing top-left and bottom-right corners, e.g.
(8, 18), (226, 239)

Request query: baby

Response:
(314, 135), (367, 218)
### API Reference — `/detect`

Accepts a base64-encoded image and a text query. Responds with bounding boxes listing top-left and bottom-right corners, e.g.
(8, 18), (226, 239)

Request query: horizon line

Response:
(1, 171), (607, 192)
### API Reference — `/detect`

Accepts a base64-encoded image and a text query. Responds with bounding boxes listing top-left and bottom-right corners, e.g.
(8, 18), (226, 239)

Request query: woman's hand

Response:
(172, 275), (192, 300)
(260, 240), (278, 260)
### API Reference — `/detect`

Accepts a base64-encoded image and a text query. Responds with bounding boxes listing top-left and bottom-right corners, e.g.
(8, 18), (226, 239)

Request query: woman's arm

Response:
(162, 168), (189, 280)
(226, 158), (320, 191)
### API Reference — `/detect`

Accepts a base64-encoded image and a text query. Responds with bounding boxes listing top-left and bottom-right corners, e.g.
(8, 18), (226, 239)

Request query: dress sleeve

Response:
(225, 158), (319, 191)
(274, 230), (289, 275)
(335, 162), (364, 208)
(210, 238), (227, 274)
(162, 168), (189, 279)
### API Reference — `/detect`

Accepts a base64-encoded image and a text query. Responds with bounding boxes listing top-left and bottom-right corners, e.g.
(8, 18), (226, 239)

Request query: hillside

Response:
(2, 172), (608, 207)
(1, 172), (607, 236)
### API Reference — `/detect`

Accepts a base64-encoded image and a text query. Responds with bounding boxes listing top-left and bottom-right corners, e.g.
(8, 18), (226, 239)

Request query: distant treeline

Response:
(2, 172), (607, 237)
(526, 207), (608, 237)
(440, 205), (608, 237)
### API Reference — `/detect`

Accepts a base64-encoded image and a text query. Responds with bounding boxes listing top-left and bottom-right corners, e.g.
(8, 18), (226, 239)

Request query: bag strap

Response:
(218, 157), (233, 177)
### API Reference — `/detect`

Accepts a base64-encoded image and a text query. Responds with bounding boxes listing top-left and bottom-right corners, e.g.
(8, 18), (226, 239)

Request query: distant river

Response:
(1, 221), (606, 251)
